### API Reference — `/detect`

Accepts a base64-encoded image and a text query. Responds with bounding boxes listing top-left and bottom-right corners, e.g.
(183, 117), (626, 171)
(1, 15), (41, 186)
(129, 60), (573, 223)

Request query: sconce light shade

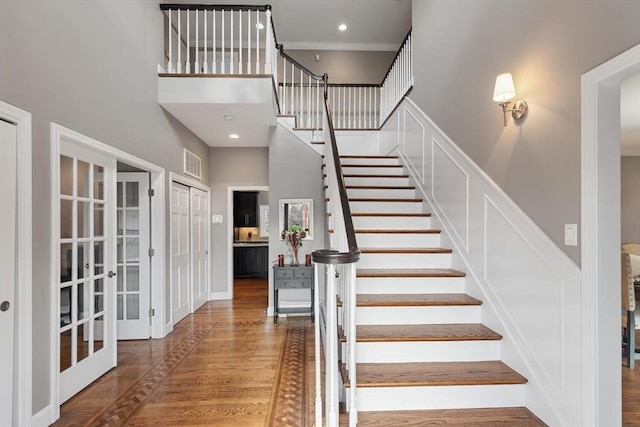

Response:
(493, 72), (516, 103)
(492, 72), (528, 126)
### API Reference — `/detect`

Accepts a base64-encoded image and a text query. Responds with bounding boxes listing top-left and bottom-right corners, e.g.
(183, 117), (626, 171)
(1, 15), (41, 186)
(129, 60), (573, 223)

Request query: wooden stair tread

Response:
(344, 174), (409, 178)
(356, 293), (482, 306)
(343, 361), (527, 388)
(341, 324), (502, 342)
(356, 229), (440, 234)
(353, 212), (431, 217)
(360, 247), (453, 254)
(347, 185), (415, 189)
(357, 268), (465, 278)
(342, 164), (403, 168)
(341, 407), (547, 426)
(340, 155), (399, 159)
(349, 198), (422, 202)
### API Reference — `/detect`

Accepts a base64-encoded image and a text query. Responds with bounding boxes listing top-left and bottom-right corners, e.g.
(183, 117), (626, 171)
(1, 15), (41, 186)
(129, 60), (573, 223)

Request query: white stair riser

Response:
(347, 384), (525, 412)
(339, 157), (399, 166)
(356, 232), (441, 248)
(345, 176), (410, 186)
(353, 216), (431, 229)
(356, 277), (465, 294)
(342, 166), (405, 175)
(356, 305), (481, 325)
(344, 340), (501, 363)
(347, 188), (416, 198)
(358, 252), (451, 269)
(350, 201), (423, 213)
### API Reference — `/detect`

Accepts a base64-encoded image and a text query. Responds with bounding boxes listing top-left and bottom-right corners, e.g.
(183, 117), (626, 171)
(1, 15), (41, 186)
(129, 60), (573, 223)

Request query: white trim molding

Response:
(384, 97), (582, 426)
(0, 100), (33, 427)
(581, 43), (640, 427)
(281, 41), (399, 52)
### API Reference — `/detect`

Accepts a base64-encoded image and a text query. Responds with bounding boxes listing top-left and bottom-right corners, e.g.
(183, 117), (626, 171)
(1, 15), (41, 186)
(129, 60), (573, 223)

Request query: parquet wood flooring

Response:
(53, 279), (315, 427)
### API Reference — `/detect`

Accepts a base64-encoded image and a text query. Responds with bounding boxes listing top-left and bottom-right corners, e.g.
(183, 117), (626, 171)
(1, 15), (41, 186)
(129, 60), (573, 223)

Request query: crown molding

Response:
(281, 41), (399, 52)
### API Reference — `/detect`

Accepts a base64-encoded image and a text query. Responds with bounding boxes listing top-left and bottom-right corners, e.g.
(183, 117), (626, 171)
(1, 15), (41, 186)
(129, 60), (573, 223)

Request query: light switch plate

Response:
(212, 215), (223, 224)
(564, 224), (577, 246)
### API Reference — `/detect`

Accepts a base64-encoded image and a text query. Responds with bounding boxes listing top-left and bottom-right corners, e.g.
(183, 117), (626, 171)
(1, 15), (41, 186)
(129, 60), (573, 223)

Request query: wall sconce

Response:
(493, 72), (528, 126)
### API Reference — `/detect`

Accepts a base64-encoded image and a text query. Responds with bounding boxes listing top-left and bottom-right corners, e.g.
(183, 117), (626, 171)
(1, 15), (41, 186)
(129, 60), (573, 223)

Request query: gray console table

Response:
(273, 265), (314, 323)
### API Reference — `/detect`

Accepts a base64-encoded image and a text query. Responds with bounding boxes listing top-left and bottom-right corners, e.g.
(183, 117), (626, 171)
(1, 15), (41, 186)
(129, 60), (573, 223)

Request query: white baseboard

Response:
(210, 291), (232, 300)
(32, 404), (54, 427)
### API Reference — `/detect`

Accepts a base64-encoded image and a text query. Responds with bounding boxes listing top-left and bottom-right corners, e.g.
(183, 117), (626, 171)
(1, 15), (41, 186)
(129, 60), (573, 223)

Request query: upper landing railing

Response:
(159, 4), (413, 131)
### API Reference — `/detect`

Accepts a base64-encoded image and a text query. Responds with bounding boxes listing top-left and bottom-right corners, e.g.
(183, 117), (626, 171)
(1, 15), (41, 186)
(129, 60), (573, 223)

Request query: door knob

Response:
(108, 271), (117, 278)
(0, 301), (10, 312)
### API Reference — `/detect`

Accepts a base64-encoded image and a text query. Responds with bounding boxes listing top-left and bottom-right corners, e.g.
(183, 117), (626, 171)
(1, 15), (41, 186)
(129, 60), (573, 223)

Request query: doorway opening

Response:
(581, 44), (640, 425)
(227, 186), (269, 301)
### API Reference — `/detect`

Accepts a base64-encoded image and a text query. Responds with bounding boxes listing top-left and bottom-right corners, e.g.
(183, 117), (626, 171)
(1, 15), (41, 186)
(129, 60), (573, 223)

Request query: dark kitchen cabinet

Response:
(234, 246), (268, 278)
(234, 191), (258, 227)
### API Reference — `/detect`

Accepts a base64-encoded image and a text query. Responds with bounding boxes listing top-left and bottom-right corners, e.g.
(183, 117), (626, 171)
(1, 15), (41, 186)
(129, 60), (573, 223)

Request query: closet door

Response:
(0, 119), (17, 426)
(191, 187), (209, 311)
(171, 182), (191, 324)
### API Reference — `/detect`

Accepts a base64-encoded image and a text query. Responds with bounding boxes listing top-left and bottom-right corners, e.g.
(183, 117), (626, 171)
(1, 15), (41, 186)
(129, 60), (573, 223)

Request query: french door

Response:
(0, 119), (17, 426)
(58, 142), (116, 403)
(116, 173), (151, 340)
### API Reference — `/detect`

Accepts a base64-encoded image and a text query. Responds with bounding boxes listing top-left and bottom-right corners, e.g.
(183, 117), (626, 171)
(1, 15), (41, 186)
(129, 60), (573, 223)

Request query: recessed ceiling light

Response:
(229, 134), (240, 139)
(256, 22), (264, 30)
(223, 115), (234, 121)
(338, 24), (347, 31)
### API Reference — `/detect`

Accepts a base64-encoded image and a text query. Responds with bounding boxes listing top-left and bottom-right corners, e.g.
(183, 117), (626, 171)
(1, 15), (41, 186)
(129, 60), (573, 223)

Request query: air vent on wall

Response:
(183, 148), (202, 180)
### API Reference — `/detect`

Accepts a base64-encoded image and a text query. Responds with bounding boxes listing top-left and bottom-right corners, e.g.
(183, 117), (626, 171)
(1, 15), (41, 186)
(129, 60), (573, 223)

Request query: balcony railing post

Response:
(264, 9), (272, 74)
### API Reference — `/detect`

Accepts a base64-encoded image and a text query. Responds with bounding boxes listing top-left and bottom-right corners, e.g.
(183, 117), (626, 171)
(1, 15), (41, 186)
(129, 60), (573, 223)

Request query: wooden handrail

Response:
(381, 27), (412, 84)
(160, 4), (271, 12)
(312, 93), (360, 266)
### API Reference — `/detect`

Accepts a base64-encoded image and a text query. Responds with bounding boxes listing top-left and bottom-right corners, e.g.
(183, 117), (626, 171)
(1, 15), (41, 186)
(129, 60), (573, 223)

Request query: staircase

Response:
(330, 155), (546, 425)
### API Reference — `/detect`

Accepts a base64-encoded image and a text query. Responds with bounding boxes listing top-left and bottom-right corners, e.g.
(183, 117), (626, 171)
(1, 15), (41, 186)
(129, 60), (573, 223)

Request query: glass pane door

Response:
(116, 173), (151, 340)
(58, 142), (115, 403)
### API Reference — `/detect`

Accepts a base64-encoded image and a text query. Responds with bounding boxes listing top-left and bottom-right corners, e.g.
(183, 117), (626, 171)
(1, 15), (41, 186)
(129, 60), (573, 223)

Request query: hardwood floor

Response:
(53, 279), (315, 426)
(51, 278), (640, 426)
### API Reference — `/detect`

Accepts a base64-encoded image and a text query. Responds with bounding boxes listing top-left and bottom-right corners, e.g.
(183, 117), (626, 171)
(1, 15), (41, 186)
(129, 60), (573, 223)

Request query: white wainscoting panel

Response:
(402, 108), (426, 184)
(432, 138), (469, 252)
(387, 97), (582, 427)
(484, 196), (563, 396)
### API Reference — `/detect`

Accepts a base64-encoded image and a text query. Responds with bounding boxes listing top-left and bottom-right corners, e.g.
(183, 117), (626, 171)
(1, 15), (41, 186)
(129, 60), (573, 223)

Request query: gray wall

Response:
(0, 0), (209, 413)
(622, 156), (640, 244)
(209, 147), (269, 292)
(268, 126), (326, 309)
(285, 50), (397, 84)
(411, 0), (640, 264)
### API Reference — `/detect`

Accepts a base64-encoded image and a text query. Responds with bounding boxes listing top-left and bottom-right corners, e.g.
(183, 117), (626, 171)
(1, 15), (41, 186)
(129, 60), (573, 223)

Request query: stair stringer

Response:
(276, 116), (324, 155)
(385, 97), (583, 427)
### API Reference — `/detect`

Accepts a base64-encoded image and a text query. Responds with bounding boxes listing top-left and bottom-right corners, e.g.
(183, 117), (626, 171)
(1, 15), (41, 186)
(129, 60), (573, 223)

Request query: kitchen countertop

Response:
(234, 241), (269, 247)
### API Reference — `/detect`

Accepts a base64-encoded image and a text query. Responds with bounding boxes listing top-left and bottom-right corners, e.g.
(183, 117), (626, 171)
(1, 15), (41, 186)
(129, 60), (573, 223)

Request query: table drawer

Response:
(275, 268), (295, 279)
(294, 268), (313, 279)
(277, 279), (312, 289)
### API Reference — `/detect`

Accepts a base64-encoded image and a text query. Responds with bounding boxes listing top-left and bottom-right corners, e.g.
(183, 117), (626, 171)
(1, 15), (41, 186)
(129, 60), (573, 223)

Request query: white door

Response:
(0, 119), (17, 426)
(171, 182), (191, 324)
(116, 173), (151, 340)
(58, 143), (116, 403)
(191, 188), (209, 311)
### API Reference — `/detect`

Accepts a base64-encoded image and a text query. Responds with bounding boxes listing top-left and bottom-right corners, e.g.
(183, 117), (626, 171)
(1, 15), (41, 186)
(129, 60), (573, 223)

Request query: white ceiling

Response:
(163, 0), (412, 51)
